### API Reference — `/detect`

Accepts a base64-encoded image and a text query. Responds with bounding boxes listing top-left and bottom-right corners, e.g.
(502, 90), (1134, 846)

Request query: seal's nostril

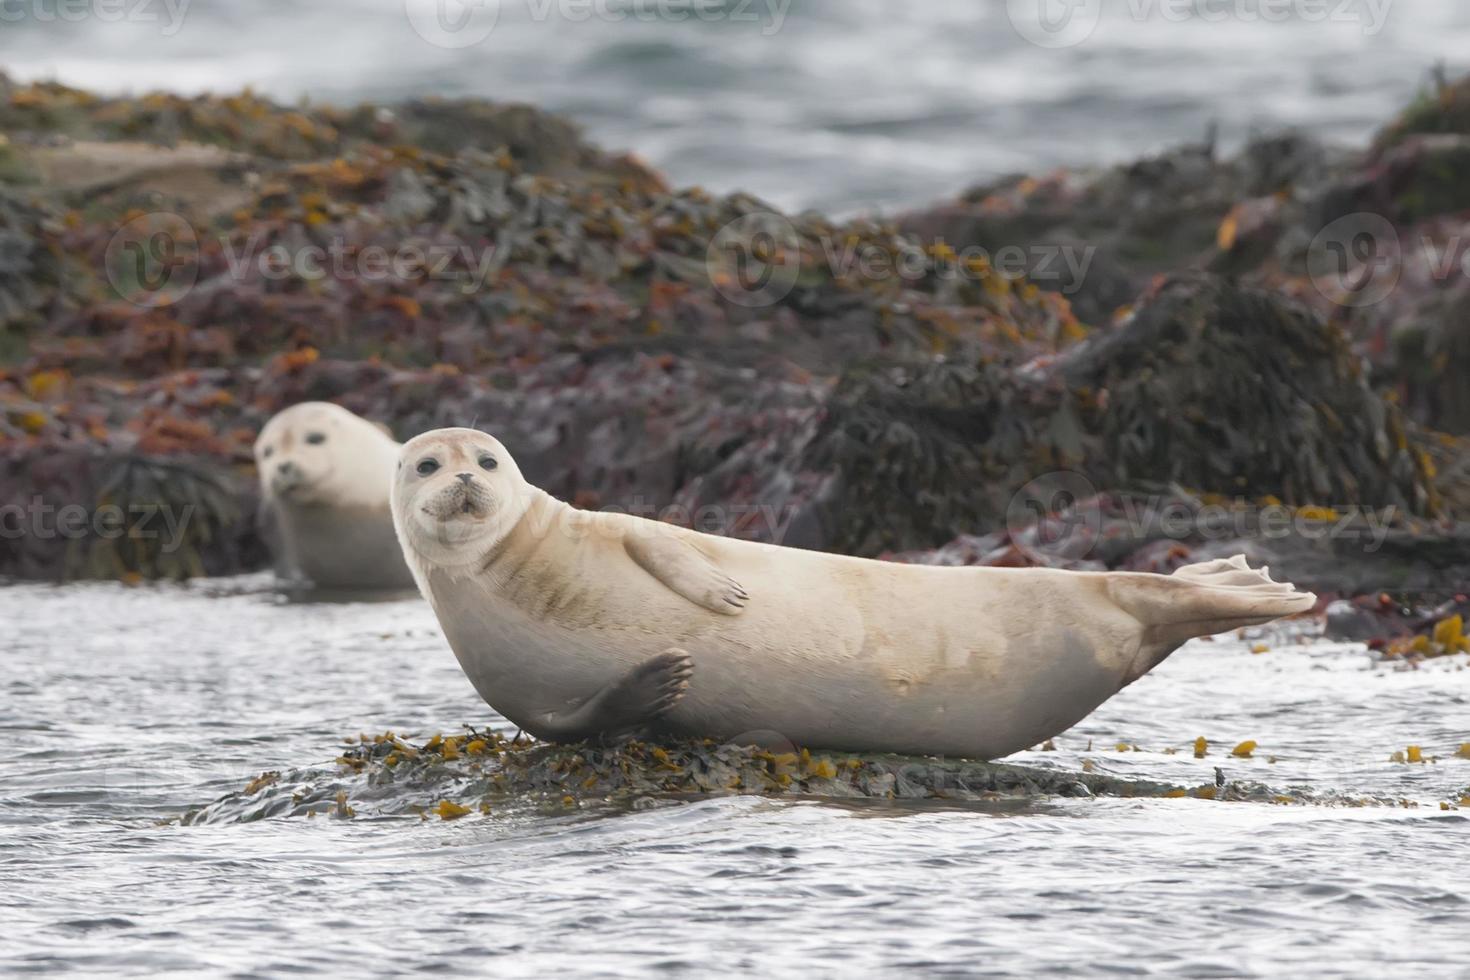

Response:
(277, 461), (296, 476)
(457, 473), (474, 485)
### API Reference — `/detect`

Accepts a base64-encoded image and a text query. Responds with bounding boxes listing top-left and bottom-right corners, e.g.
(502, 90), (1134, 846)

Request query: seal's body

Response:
(394, 429), (1316, 759)
(254, 403), (415, 591)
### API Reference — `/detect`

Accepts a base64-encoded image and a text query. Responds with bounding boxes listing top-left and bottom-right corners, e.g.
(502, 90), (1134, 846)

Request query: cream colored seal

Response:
(392, 428), (1316, 758)
(254, 402), (415, 591)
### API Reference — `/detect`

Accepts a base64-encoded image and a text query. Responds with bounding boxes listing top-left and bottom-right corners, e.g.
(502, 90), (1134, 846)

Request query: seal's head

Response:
(254, 402), (399, 508)
(392, 428), (534, 569)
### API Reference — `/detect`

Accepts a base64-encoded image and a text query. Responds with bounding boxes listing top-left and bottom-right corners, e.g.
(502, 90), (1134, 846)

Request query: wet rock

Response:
(177, 729), (1394, 825)
(0, 72), (1458, 585)
(746, 274), (1440, 558)
(901, 133), (1340, 324)
(1372, 70), (1470, 154)
(0, 448), (262, 581)
(1059, 273), (1437, 517)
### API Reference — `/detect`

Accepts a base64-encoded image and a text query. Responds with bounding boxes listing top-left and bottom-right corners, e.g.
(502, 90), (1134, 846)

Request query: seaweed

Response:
(177, 728), (1410, 826)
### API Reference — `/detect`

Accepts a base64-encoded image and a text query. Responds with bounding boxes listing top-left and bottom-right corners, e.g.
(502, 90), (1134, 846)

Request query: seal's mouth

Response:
(270, 475), (316, 502)
(421, 481), (494, 523)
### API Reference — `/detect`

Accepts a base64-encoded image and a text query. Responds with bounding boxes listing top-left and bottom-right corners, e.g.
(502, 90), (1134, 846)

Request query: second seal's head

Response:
(392, 428), (532, 567)
(254, 402), (398, 509)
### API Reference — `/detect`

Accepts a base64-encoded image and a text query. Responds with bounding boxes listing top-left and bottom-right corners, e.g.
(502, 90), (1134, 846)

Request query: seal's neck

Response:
(477, 487), (565, 581)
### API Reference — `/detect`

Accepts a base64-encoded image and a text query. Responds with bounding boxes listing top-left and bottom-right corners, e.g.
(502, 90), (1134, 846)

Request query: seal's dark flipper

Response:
(531, 648), (694, 743)
(623, 531), (750, 616)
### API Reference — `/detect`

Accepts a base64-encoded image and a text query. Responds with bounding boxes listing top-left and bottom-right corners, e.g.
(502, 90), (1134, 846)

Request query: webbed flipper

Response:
(529, 648), (694, 743)
(623, 530), (749, 616)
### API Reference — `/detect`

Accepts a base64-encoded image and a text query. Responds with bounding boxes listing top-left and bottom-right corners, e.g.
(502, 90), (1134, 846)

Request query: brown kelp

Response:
(0, 72), (1462, 603)
(177, 728), (1410, 826)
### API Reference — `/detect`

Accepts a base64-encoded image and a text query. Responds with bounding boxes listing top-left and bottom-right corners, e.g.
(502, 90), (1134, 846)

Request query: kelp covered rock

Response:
(0, 73), (1458, 583)
(1373, 70), (1470, 153)
(0, 447), (261, 580)
(906, 69), (1470, 444)
(678, 273), (1439, 558)
(0, 74), (1078, 579)
(0, 182), (59, 339)
(1059, 273), (1436, 515)
(901, 134), (1339, 325)
(178, 729), (1394, 826)
(0, 73), (660, 187)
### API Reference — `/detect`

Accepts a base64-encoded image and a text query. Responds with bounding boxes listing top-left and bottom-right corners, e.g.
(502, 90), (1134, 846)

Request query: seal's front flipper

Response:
(531, 648), (694, 743)
(623, 531), (749, 616)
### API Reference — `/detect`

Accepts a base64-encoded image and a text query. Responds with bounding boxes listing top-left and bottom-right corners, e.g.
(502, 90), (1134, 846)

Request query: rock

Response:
(0, 72), (1459, 586)
(900, 133), (1340, 325)
(177, 729), (1386, 825)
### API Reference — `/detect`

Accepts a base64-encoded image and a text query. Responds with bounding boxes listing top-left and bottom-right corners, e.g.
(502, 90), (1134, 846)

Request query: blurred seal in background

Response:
(254, 402), (415, 592)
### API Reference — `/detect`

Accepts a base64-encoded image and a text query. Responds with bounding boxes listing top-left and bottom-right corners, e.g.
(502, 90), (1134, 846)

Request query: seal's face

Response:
(392, 429), (531, 568)
(254, 402), (398, 508)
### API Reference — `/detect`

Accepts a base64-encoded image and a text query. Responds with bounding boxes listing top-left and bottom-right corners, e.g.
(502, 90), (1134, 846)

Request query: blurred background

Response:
(3, 0), (1467, 213)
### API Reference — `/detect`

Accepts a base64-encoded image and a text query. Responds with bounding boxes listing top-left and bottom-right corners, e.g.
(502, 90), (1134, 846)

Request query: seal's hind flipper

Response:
(1111, 555), (1315, 633)
(528, 648), (694, 743)
(1108, 555), (1317, 680)
(623, 530), (749, 616)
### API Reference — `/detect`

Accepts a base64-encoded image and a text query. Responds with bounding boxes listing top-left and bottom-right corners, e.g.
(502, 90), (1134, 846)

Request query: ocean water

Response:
(2, 577), (1468, 977)
(2, 1), (1468, 213)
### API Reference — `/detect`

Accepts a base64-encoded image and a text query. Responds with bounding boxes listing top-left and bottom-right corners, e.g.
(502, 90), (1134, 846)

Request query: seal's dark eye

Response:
(306, 432), (326, 445)
(416, 458), (440, 477)
(479, 455), (498, 471)
(262, 446), (274, 459)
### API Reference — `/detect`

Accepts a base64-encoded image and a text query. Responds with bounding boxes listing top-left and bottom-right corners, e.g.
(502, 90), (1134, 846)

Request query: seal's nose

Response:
(277, 461), (297, 477)
(456, 472), (475, 485)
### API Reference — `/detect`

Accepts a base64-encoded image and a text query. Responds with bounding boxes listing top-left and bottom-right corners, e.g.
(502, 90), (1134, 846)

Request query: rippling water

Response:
(4, 1), (1470, 213)
(3, 577), (1468, 976)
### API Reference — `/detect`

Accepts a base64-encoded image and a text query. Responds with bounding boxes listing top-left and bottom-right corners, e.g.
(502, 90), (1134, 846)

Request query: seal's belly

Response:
(432, 554), (1144, 759)
(653, 561), (1142, 757)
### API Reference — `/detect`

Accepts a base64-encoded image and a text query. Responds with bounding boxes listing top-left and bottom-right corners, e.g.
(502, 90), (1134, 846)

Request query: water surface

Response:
(3, 2), (1468, 213)
(3, 578), (1467, 976)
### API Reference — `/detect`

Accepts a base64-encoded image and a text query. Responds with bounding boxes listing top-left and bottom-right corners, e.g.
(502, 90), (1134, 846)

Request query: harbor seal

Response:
(392, 428), (1317, 759)
(254, 402), (415, 591)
